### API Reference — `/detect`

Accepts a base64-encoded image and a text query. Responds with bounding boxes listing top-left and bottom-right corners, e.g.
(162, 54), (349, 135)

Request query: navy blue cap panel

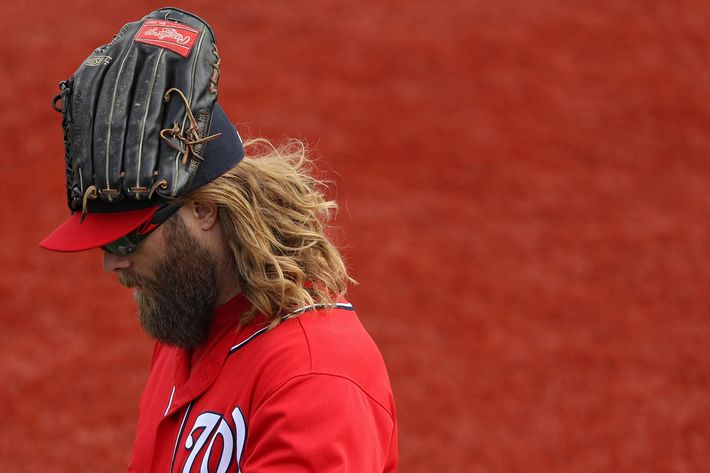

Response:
(190, 103), (244, 191)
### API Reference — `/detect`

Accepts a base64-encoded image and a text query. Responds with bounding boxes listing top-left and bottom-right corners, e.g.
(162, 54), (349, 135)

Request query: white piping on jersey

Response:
(164, 385), (176, 417)
(229, 325), (271, 354)
(287, 302), (353, 317)
(228, 302), (354, 354)
(169, 402), (193, 473)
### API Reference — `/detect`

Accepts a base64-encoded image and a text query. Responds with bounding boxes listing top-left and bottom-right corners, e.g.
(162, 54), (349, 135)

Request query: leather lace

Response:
(160, 88), (222, 166)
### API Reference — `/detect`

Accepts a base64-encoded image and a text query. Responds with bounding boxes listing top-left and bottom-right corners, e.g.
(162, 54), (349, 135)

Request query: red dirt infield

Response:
(1, 1), (709, 471)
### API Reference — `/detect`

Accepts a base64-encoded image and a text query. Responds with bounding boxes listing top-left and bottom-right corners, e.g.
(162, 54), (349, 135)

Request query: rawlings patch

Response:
(135, 19), (200, 58)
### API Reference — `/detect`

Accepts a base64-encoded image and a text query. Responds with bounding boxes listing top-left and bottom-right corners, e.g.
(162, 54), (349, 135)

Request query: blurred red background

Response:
(1, 0), (709, 471)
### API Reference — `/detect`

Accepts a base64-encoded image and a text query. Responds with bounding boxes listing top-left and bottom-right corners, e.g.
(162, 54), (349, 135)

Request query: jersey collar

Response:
(164, 294), (268, 416)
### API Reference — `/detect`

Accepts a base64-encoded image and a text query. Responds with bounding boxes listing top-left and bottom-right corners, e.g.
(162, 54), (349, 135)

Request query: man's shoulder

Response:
(293, 304), (386, 377)
(226, 303), (367, 372)
(225, 303), (392, 408)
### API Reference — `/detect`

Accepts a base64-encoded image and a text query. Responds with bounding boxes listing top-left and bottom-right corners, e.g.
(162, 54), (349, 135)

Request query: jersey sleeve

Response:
(242, 372), (397, 472)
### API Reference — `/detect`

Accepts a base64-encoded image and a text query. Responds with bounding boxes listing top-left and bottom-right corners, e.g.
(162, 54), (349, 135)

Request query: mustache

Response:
(119, 270), (152, 289)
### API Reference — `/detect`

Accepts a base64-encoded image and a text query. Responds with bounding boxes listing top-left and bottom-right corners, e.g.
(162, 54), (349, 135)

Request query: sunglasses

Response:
(101, 204), (181, 257)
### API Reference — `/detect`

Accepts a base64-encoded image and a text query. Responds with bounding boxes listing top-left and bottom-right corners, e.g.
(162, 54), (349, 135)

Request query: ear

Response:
(186, 200), (219, 231)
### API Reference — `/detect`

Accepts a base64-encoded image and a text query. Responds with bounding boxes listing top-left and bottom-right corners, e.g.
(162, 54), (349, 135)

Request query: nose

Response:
(103, 251), (132, 272)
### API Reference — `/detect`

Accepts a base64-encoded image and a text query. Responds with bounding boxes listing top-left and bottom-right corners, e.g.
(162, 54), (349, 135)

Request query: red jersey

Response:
(127, 295), (398, 472)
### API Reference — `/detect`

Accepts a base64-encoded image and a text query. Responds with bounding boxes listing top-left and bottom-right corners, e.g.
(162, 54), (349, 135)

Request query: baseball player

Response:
(40, 8), (397, 472)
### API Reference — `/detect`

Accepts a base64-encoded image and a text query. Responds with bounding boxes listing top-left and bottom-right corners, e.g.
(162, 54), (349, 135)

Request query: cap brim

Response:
(40, 206), (158, 252)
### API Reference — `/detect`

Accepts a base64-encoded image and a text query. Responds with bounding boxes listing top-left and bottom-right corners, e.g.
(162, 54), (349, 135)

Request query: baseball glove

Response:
(52, 7), (222, 217)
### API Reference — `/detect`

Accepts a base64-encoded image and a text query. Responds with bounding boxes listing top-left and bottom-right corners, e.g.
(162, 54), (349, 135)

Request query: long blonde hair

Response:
(180, 138), (354, 326)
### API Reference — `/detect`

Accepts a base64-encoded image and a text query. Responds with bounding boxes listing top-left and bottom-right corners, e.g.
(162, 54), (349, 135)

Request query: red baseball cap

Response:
(40, 205), (159, 252)
(40, 103), (243, 253)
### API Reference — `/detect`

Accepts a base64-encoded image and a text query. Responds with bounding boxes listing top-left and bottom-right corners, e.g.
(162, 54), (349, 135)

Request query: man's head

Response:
(42, 9), (353, 347)
(39, 7), (245, 348)
(40, 7), (244, 254)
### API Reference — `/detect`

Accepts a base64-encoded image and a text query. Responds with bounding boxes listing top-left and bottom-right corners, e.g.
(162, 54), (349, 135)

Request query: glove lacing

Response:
(160, 87), (222, 166)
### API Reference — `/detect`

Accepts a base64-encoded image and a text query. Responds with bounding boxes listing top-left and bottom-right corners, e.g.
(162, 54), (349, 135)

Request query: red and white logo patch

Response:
(135, 19), (200, 58)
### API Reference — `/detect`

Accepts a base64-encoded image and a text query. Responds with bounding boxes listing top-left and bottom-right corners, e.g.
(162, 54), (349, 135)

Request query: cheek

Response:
(130, 227), (169, 272)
